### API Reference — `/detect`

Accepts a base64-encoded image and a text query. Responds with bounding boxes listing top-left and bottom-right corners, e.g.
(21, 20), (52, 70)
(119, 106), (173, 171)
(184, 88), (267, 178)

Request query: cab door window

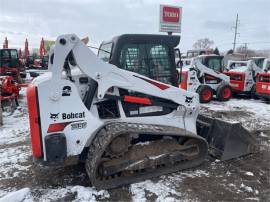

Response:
(119, 44), (148, 76)
(207, 58), (222, 72)
(119, 43), (173, 85)
(148, 44), (171, 84)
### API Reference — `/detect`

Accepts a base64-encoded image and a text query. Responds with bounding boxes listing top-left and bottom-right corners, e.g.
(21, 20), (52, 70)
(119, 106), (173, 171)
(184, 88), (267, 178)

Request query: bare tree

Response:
(193, 38), (214, 49)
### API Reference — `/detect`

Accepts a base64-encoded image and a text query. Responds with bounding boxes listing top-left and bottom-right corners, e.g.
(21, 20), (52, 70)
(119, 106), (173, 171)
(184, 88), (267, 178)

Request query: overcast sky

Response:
(0, 0), (269, 52)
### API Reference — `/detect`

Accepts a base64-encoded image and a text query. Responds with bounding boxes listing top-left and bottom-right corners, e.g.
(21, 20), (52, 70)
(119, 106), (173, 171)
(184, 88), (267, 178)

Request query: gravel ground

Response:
(0, 94), (269, 202)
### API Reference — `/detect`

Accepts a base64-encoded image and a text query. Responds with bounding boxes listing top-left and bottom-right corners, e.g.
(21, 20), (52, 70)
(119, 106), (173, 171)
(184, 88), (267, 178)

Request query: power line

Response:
(248, 41), (270, 44)
(235, 41), (270, 45)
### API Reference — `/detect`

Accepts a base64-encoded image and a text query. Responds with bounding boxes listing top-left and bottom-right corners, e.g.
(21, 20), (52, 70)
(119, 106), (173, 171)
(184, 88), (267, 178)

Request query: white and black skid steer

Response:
(179, 55), (232, 103)
(26, 34), (255, 189)
(224, 60), (262, 97)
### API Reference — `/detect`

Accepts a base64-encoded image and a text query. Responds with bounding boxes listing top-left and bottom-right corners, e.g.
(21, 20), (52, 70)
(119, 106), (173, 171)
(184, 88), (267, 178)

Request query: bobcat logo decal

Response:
(185, 96), (193, 104)
(50, 113), (59, 121)
(62, 86), (71, 96)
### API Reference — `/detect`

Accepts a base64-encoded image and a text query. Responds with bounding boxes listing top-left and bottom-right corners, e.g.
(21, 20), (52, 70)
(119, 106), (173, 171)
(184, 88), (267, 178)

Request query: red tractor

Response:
(0, 48), (26, 82)
(0, 76), (20, 110)
(0, 48), (26, 111)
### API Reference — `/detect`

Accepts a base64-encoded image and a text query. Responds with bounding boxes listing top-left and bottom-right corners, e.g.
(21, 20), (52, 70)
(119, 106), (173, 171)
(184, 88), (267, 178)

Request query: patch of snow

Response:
(38, 187), (70, 201)
(259, 132), (268, 137)
(181, 169), (209, 178)
(0, 99), (31, 180)
(202, 99), (270, 131)
(245, 172), (254, 176)
(131, 180), (182, 202)
(71, 186), (110, 202)
(0, 191), (7, 199)
(228, 183), (236, 188)
(203, 99), (270, 120)
(135, 141), (151, 146)
(245, 197), (259, 201)
(0, 108), (29, 145)
(202, 99), (270, 119)
(0, 145), (31, 179)
(236, 189), (242, 193)
(240, 183), (253, 192)
(131, 169), (209, 202)
(0, 188), (33, 202)
(38, 186), (110, 202)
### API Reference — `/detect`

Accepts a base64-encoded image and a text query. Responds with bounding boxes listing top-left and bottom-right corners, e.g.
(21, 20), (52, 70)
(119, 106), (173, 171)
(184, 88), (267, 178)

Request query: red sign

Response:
(159, 5), (182, 33)
(162, 6), (180, 23)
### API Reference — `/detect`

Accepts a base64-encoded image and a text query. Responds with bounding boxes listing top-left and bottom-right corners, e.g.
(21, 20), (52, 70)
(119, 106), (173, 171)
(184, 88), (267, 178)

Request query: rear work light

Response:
(179, 71), (188, 90)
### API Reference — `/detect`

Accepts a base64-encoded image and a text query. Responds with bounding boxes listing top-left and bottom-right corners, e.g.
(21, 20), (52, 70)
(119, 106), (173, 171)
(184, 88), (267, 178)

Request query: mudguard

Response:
(196, 114), (256, 161)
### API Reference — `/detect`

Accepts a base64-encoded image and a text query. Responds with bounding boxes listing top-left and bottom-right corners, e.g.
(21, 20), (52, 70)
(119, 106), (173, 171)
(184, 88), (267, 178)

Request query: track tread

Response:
(85, 122), (208, 189)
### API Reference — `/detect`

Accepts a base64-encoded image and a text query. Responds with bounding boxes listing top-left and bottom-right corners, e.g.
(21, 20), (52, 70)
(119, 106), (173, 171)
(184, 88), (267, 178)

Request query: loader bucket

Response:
(196, 114), (256, 161)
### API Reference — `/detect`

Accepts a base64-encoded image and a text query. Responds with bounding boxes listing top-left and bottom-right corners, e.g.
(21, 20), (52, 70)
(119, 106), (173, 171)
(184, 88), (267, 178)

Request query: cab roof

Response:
(0, 48), (17, 51)
(102, 34), (180, 48)
(198, 54), (223, 58)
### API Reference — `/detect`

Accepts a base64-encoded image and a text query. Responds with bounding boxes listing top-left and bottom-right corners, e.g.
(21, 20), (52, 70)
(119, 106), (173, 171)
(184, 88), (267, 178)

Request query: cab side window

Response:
(98, 43), (112, 62)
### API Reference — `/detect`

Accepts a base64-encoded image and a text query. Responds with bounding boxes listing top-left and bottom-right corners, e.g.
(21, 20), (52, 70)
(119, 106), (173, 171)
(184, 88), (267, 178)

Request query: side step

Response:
(196, 114), (257, 161)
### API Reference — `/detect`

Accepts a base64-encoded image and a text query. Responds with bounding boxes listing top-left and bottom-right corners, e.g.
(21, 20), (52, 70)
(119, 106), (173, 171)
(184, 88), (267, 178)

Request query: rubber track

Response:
(85, 122), (208, 189)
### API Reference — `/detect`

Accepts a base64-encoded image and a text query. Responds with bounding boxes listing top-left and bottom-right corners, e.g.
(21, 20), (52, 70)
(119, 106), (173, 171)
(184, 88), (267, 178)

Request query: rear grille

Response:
(96, 99), (120, 119)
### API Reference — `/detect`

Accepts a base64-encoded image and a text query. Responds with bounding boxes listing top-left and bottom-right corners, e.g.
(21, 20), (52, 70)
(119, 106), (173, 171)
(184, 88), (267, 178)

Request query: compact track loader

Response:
(27, 34), (256, 189)
(27, 34), (209, 189)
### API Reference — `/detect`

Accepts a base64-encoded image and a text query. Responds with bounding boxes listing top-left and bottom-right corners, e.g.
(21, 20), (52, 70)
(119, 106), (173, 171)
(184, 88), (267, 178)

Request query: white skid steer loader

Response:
(179, 57), (232, 103)
(256, 58), (270, 100)
(26, 34), (256, 189)
(224, 60), (263, 97)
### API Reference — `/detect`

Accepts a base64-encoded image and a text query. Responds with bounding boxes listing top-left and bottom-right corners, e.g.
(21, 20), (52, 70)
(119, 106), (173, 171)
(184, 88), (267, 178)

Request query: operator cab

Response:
(249, 57), (266, 69)
(197, 55), (224, 73)
(98, 34), (180, 87)
(228, 61), (248, 69)
(0, 49), (25, 81)
(263, 59), (270, 72)
(0, 49), (19, 71)
(186, 49), (214, 58)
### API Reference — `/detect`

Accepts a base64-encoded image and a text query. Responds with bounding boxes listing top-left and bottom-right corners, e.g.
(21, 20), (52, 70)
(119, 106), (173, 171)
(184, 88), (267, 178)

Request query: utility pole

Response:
(232, 14), (240, 52)
(244, 43), (248, 59)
